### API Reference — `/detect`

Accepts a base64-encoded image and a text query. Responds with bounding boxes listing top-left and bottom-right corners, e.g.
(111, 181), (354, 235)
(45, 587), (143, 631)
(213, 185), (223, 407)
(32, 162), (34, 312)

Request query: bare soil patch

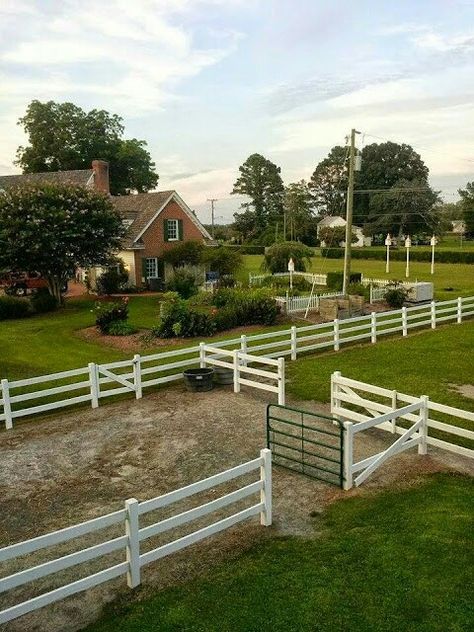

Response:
(449, 383), (474, 400)
(0, 386), (471, 632)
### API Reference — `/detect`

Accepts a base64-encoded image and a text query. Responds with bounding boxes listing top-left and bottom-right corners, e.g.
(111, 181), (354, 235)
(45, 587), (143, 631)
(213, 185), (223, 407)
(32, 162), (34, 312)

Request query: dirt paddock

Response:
(1, 385), (472, 632)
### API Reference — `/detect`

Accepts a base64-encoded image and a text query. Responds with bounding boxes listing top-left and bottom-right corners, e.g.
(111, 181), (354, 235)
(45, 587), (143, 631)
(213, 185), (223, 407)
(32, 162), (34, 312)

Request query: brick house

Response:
(112, 190), (214, 288)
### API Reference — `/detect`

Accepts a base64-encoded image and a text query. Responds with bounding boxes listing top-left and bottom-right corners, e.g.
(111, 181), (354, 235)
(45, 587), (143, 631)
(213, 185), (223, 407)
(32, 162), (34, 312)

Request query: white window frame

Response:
(145, 257), (158, 279)
(167, 219), (179, 241)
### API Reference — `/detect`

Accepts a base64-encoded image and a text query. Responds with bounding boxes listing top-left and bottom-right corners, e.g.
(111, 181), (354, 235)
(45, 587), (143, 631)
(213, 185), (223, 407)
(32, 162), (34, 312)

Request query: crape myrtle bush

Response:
(95, 298), (129, 334)
(321, 248), (474, 264)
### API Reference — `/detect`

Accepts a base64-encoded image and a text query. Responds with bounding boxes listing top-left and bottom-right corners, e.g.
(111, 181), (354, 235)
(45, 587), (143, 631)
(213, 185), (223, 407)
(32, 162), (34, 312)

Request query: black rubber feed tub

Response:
(183, 368), (215, 392)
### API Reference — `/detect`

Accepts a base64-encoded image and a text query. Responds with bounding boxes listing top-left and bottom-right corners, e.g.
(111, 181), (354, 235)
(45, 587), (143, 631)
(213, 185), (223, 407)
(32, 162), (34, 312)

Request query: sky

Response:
(1, 0), (474, 224)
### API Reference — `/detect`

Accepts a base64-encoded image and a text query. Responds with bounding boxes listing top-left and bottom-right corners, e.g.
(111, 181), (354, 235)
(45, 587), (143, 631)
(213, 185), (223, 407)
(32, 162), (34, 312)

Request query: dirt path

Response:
(0, 386), (472, 632)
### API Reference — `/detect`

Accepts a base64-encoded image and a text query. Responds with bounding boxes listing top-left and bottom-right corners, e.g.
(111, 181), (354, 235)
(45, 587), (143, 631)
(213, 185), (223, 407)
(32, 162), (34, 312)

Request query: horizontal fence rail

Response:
(0, 450), (272, 625)
(275, 292), (343, 314)
(331, 373), (474, 488)
(1, 296), (474, 429)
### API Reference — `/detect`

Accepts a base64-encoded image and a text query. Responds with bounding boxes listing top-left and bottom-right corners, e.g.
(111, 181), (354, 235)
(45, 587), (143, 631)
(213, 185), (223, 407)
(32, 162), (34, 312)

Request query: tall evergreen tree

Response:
(309, 145), (347, 217)
(458, 181), (474, 238)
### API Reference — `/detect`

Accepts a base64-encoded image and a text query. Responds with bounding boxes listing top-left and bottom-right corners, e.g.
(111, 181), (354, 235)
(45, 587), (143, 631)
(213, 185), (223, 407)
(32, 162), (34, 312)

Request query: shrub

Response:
(107, 321), (138, 336)
(384, 284), (409, 309)
(226, 245), (265, 255)
(260, 275), (311, 292)
(187, 291), (214, 307)
(263, 242), (313, 273)
(95, 299), (129, 334)
(326, 271), (362, 290)
(162, 241), (204, 267)
(347, 282), (370, 301)
(166, 266), (202, 299)
(96, 262), (129, 295)
(212, 288), (279, 329)
(156, 296), (215, 338)
(204, 246), (243, 276)
(30, 288), (58, 313)
(0, 295), (32, 320)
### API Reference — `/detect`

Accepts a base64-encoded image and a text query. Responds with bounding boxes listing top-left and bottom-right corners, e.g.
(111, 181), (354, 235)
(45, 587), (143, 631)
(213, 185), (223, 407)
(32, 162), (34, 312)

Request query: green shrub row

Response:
(226, 245), (265, 255)
(321, 248), (474, 263)
(0, 289), (58, 320)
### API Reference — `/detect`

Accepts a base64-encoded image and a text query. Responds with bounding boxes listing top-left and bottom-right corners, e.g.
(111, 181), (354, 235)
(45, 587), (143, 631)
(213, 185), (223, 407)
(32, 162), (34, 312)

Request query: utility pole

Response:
(207, 198), (218, 238)
(342, 128), (361, 295)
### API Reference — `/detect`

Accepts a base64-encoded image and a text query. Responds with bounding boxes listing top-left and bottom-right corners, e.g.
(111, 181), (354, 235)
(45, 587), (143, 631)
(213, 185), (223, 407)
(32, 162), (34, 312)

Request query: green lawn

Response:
(287, 320), (474, 415)
(239, 255), (474, 300)
(86, 473), (473, 632)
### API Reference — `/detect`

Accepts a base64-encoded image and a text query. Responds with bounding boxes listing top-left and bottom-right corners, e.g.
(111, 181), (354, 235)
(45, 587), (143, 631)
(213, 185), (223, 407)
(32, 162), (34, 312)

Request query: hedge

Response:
(321, 248), (474, 264)
(226, 245), (265, 255)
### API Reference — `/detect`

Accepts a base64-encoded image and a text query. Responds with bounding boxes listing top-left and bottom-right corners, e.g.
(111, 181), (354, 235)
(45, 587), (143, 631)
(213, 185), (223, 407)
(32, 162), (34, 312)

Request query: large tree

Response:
(283, 180), (318, 244)
(0, 184), (124, 302)
(15, 100), (159, 195)
(309, 145), (347, 217)
(354, 141), (429, 224)
(365, 178), (440, 238)
(458, 181), (474, 238)
(231, 153), (284, 238)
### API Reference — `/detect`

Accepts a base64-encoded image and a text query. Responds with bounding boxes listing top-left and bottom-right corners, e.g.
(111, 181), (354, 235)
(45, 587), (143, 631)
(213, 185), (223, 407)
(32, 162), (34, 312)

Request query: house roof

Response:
(317, 215), (345, 227)
(0, 169), (93, 190)
(112, 190), (213, 248)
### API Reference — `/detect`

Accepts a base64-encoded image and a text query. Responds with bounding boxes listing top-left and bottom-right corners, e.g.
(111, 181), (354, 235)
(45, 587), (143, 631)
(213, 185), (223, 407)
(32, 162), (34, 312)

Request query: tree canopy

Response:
(231, 153), (284, 240)
(0, 184), (124, 302)
(283, 180), (318, 245)
(309, 145), (347, 217)
(16, 100), (159, 195)
(459, 181), (474, 238)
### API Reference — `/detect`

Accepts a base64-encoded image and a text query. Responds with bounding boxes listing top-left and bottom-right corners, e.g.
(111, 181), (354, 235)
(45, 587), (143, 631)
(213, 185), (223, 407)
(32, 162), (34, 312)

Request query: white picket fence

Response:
(1, 296), (474, 430)
(0, 450), (272, 625)
(331, 372), (474, 488)
(274, 292), (342, 314)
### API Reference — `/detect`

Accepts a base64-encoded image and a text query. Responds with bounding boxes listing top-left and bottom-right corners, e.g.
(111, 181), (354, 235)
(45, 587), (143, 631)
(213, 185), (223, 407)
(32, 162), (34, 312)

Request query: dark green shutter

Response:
(157, 259), (165, 279)
(164, 219), (169, 242)
(178, 219), (184, 241)
(141, 258), (147, 282)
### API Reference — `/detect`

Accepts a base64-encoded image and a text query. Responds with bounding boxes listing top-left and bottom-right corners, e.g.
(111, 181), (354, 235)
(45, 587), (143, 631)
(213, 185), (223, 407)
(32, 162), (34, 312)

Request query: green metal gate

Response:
(266, 404), (344, 488)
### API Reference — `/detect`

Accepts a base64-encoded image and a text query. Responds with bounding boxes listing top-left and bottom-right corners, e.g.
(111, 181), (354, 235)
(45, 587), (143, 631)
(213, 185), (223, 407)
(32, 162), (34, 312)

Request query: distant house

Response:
(451, 220), (466, 234)
(317, 216), (372, 247)
(0, 161), (214, 288)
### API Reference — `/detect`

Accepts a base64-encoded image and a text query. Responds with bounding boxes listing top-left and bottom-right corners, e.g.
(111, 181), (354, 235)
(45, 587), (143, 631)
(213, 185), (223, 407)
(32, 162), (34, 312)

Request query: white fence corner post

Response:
(277, 357), (285, 405)
(391, 390), (398, 434)
(125, 498), (141, 588)
(402, 306), (408, 336)
(419, 396), (429, 455)
(371, 312), (377, 344)
(88, 362), (99, 409)
(1, 378), (13, 430)
(260, 448), (272, 526)
(431, 300), (436, 329)
(343, 421), (354, 490)
(133, 354), (142, 400)
(290, 326), (297, 361)
(240, 335), (248, 367)
(457, 297), (462, 324)
(233, 350), (240, 394)
(199, 342), (206, 368)
(331, 371), (341, 416)
(334, 319), (340, 351)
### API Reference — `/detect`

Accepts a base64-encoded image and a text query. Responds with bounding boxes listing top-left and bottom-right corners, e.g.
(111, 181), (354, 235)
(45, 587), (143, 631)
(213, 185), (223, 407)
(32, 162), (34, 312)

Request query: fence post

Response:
(89, 362), (99, 409)
(1, 378), (13, 430)
(334, 319), (340, 351)
(233, 350), (240, 394)
(240, 335), (248, 367)
(431, 300), (436, 329)
(418, 396), (429, 455)
(331, 371), (341, 416)
(343, 422), (354, 490)
(371, 312), (377, 344)
(402, 306), (408, 336)
(370, 284), (373, 304)
(290, 326), (297, 361)
(199, 342), (206, 368)
(277, 357), (285, 405)
(125, 498), (140, 588)
(391, 390), (398, 434)
(133, 354), (142, 400)
(260, 448), (272, 526)
(457, 297), (462, 324)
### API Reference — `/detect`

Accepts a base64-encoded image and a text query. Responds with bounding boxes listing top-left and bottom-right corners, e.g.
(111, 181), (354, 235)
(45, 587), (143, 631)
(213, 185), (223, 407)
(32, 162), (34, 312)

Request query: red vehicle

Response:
(0, 271), (50, 296)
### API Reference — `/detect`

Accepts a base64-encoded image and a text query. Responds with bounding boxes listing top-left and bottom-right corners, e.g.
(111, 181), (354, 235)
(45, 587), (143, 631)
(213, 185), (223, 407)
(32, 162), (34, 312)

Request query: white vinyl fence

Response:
(0, 450), (272, 625)
(275, 292), (342, 314)
(2, 296), (474, 430)
(331, 372), (474, 488)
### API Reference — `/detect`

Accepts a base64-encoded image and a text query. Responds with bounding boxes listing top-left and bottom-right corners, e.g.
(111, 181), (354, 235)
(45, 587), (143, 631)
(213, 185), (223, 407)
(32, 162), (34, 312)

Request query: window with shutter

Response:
(166, 219), (179, 241)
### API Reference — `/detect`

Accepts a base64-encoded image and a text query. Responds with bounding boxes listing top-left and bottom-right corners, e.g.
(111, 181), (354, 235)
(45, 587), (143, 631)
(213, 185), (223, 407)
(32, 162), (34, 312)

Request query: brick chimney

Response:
(91, 160), (110, 194)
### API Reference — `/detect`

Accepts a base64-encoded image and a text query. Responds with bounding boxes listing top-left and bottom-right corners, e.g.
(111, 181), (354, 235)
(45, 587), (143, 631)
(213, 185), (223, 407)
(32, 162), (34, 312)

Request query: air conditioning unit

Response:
(406, 282), (434, 303)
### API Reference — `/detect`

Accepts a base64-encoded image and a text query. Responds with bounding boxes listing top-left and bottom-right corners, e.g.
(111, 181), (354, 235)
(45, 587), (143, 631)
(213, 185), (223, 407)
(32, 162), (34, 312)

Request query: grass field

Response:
(239, 255), (474, 300)
(86, 473), (473, 632)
